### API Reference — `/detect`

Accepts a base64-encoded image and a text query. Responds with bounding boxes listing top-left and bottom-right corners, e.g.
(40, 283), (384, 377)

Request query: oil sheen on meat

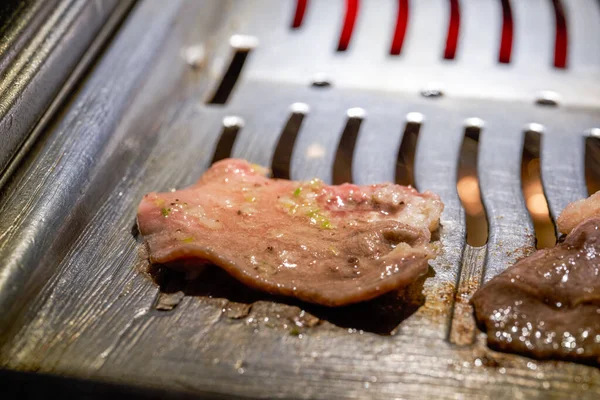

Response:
(472, 216), (600, 365)
(137, 159), (443, 306)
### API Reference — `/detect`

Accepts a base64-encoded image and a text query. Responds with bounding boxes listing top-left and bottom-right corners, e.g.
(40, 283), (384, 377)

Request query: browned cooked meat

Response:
(557, 191), (600, 235)
(472, 217), (600, 365)
(137, 158), (443, 306)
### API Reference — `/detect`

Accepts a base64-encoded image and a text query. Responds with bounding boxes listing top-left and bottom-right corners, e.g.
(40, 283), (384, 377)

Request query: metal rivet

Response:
(310, 73), (332, 88)
(535, 91), (561, 106)
(222, 116), (245, 128)
(183, 45), (206, 69)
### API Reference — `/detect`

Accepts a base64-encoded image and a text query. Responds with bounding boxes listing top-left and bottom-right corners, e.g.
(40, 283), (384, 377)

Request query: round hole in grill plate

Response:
(310, 73), (332, 88)
(535, 91), (561, 107)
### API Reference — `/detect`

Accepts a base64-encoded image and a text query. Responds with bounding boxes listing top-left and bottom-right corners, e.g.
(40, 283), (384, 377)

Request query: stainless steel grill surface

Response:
(0, 0), (599, 398)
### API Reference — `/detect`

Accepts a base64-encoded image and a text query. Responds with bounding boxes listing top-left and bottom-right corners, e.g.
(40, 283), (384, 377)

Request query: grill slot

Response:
(585, 131), (600, 195)
(443, 0), (460, 60)
(333, 108), (364, 184)
(271, 103), (309, 179)
(457, 120), (487, 247)
(395, 113), (422, 187)
(336, 0), (359, 51)
(551, 0), (568, 68)
(521, 126), (556, 248)
(291, 0), (308, 28)
(499, 0), (514, 63)
(207, 36), (257, 105)
(390, 0), (409, 55)
(212, 116), (244, 163)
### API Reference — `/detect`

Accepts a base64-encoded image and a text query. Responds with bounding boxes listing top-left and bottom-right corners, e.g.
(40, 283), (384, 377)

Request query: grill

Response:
(1, 0), (599, 398)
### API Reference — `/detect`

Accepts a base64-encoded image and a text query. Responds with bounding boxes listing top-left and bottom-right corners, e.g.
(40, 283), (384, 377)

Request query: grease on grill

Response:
(146, 263), (429, 335)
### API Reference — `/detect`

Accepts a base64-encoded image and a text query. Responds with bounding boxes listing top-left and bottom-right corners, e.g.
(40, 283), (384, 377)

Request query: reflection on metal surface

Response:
(0, 0), (128, 183)
(306, 143), (325, 159)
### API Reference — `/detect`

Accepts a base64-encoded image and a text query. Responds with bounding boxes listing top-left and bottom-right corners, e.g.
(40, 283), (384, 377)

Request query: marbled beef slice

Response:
(137, 159), (443, 307)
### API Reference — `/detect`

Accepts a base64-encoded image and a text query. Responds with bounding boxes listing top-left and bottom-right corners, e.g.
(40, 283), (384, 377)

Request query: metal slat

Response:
(455, 0), (500, 65)
(538, 109), (600, 220)
(412, 106), (467, 339)
(511, 0), (554, 70)
(0, 0), (128, 181)
(0, 0), (203, 337)
(244, 0), (343, 85)
(478, 118), (535, 282)
(540, 131), (588, 222)
(563, 0), (600, 70)
(401, 0), (447, 64)
(352, 101), (414, 185)
(228, 81), (303, 168)
(290, 92), (353, 182)
(346, 0), (395, 61)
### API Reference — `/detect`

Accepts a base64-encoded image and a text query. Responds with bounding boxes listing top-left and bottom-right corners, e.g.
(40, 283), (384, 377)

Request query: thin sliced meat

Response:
(472, 217), (600, 365)
(137, 159), (443, 306)
(557, 191), (600, 235)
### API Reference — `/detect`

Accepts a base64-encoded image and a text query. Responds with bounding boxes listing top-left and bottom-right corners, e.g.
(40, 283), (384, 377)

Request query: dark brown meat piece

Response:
(472, 217), (600, 365)
(137, 159), (443, 306)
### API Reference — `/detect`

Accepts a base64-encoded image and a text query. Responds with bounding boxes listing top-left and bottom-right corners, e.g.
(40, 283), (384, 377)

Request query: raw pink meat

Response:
(137, 159), (443, 306)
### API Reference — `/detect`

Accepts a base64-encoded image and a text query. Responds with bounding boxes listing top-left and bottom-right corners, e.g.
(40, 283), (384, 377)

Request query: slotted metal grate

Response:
(0, 1), (599, 398)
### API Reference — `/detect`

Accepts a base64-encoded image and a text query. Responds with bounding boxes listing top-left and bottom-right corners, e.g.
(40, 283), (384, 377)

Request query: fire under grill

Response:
(0, 0), (599, 398)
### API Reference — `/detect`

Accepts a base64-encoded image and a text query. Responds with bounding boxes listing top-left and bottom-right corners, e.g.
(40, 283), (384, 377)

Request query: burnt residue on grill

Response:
(144, 258), (430, 335)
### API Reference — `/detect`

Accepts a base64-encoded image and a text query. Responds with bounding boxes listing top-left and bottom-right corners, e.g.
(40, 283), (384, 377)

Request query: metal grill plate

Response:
(1, 1), (600, 398)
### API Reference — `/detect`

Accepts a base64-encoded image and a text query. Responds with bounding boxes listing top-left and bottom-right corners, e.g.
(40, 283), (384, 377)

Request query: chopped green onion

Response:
(161, 207), (171, 217)
(293, 187), (302, 197)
